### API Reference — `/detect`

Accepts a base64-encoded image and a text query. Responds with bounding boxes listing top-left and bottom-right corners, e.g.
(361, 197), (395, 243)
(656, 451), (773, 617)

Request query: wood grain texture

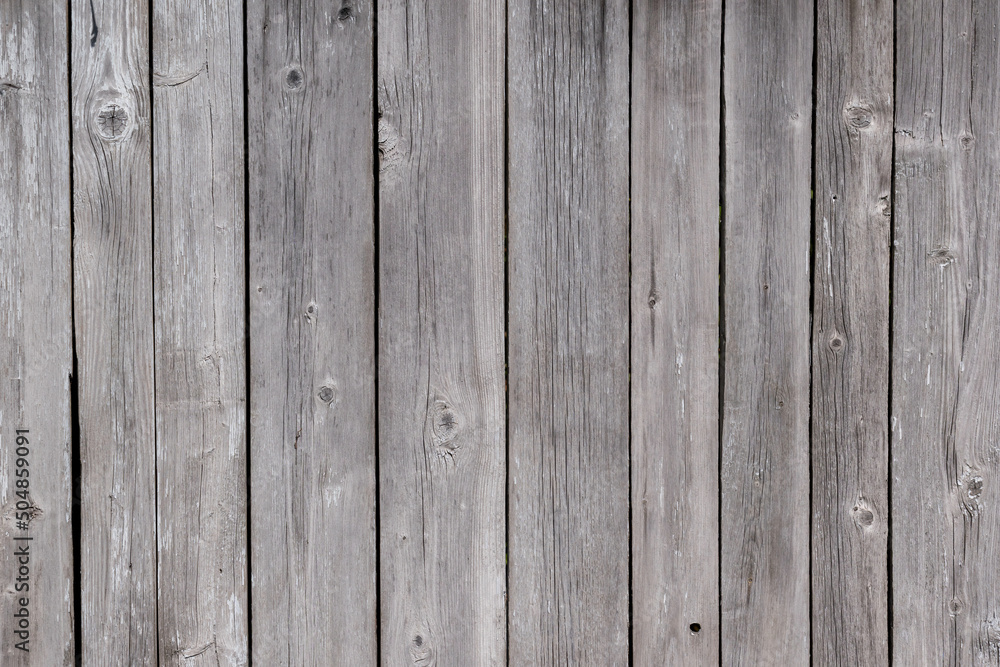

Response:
(0, 1), (74, 664)
(630, 0), (721, 663)
(810, 0), (892, 664)
(720, 1), (812, 663)
(247, 0), (376, 663)
(71, 0), (157, 661)
(893, 1), (1000, 663)
(152, 0), (247, 663)
(377, 1), (506, 664)
(507, 0), (630, 663)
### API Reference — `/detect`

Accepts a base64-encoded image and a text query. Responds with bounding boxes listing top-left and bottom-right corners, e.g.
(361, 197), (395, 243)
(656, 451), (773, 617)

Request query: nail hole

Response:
(690, 623), (701, 633)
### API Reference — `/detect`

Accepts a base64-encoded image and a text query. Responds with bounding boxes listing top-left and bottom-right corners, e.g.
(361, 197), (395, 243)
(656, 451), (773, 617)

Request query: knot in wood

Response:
(318, 384), (337, 404)
(845, 105), (874, 129)
(828, 332), (844, 352)
(338, 3), (353, 21)
(960, 133), (975, 150)
(96, 103), (129, 140)
(949, 598), (964, 615)
(285, 66), (304, 90)
(852, 504), (874, 528)
(428, 398), (463, 458)
(928, 245), (957, 267)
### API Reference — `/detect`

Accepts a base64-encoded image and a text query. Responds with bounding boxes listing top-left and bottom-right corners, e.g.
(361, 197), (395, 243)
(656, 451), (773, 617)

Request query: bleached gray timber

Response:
(507, 0), (630, 663)
(152, 0), (248, 663)
(893, 1), (1000, 662)
(811, 0), (892, 664)
(720, 0), (813, 663)
(631, 1), (721, 663)
(0, 1), (74, 664)
(377, 0), (506, 664)
(71, 0), (157, 662)
(247, 0), (377, 664)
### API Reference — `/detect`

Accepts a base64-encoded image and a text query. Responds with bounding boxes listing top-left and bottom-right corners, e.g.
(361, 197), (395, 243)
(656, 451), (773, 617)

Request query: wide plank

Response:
(893, 1), (1000, 662)
(377, 0), (507, 663)
(720, 1), (813, 663)
(0, 1), (74, 663)
(631, 0), (721, 663)
(152, 0), (247, 662)
(247, 0), (377, 663)
(71, 0), (157, 661)
(507, 0), (631, 663)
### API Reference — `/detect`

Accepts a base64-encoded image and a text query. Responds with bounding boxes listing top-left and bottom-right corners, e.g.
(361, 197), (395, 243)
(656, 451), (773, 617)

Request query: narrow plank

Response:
(152, 0), (247, 662)
(720, 1), (813, 663)
(247, 0), (376, 662)
(893, 1), (1000, 662)
(377, 1), (506, 663)
(0, 2), (74, 663)
(71, 0), (157, 661)
(507, 0), (630, 663)
(810, 0), (892, 663)
(630, 0), (721, 663)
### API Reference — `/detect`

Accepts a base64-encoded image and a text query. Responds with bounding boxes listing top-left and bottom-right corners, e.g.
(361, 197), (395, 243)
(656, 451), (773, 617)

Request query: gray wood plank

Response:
(720, 1), (813, 663)
(377, 1), (506, 663)
(0, 2), (75, 664)
(247, 0), (376, 663)
(71, 0), (157, 661)
(893, 1), (1000, 663)
(152, 0), (247, 663)
(507, 0), (630, 663)
(630, 0), (721, 663)
(810, 0), (892, 663)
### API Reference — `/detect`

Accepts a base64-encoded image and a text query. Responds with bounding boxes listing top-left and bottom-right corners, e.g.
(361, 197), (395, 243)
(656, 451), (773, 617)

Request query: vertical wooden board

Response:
(810, 0), (892, 664)
(507, 0), (630, 663)
(630, 0), (721, 663)
(71, 0), (157, 662)
(152, 0), (247, 663)
(248, 0), (376, 663)
(893, 1), (1000, 663)
(0, 2), (74, 664)
(720, 1), (812, 663)
(377, 1), (506, 664)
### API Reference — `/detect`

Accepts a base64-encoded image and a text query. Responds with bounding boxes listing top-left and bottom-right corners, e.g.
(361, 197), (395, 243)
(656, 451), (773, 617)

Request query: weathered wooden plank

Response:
(247, 0), (376, 663)
(0, 2), (74, 664)
(810, 0), (892, 663)
(71, 0), (157, 661)
(507, 1), (630, 663)
(152, 0), (247, 663)
(377, 1), (506, 664)
(720, 1), (812, 663)
(630, 0), (721, 663)
(893, 1), (1000, 663)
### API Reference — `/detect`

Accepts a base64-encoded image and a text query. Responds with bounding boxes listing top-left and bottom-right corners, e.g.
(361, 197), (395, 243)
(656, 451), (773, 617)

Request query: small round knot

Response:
(960, 134), (975, 150)
(829, 334), (844, 352)
(96, 103), (129, 140)
(338, 4), (353, 21)
(852, 504), (874, 528)
(949, 598), (964, 615)
(285, 67), (304, 90)
(846, 105), (874, 129)
(318, 385), (336, 404)
(647, 288), (660, 309)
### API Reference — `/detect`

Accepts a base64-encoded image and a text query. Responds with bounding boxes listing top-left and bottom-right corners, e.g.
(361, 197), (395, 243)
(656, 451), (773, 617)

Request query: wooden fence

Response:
(1, 0), (998, 664)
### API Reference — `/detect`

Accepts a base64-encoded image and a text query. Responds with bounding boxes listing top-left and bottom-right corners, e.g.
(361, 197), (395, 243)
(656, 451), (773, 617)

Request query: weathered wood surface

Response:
(0, 2), (74, 664)
(71, 0), (157, 662)
(720, 1), (813, 663)
(377, 1), (506, 664)
(152, 0), (247, 663)
(248, 0), (377, 664)
(630, 0), (721, 663)
(893, 1), (1000, 663)
(811, 0), (893, 664)
(507, 0), (630, 664)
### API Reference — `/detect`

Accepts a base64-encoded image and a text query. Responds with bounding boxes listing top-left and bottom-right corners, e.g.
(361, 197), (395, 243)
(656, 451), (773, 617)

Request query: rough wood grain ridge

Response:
(893, 1), (1000, 663)
(248, 0), (377, 663)
(0, 1), (75, 664)
(631, 0), (721, 663)
(152, 0), (248, 663)
(721, 0), (813, 663)
(508, 0), (630, 663)
(71, 0), (157, 661)
(377, 0), (507, 664)
(811, 0), (892, 664)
